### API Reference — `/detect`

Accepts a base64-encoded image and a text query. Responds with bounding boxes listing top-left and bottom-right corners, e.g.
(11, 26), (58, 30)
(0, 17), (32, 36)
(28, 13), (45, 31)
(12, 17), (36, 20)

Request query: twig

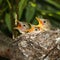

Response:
(43, 44), (57, 60)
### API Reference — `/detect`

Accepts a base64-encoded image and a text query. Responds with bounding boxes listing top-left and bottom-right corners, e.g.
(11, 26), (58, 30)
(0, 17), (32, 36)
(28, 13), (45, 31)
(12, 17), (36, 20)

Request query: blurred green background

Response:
(0, 0), (60, 38)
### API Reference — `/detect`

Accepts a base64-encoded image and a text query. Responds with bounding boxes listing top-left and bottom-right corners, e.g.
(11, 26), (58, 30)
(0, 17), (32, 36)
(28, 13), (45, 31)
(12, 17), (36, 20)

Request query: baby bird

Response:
(25, 17), (51, 33)
(35, 17), (51, 32)
(14, 20), (40, 33)
(14, 17), (51, 34)
(14, 20), (30, 34)
(25, 24), (40, 33)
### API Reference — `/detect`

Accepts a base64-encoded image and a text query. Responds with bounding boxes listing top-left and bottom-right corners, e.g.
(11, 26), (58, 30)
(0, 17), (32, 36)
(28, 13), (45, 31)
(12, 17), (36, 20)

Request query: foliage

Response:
(0, 0), (60, 37)
(5, 13), (12, 32)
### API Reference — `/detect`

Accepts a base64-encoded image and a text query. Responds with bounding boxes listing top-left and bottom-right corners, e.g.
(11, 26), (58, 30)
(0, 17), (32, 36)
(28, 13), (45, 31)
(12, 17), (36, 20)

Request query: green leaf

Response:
(26, 2), (36, 23)
(0, 0), (2, 4)
(56, 11), (60, 15)
(18, 0), (28, 19)
(45, 0), (60, 9)
(5, 13), (12, 32)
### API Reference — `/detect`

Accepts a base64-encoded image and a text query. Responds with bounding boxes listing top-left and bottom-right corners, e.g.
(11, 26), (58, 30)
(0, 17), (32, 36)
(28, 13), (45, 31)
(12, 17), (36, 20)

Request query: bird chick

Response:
(14, 20), (30, 34)
(25, 24), (40, 33)
(14, 17), (51, 34)
(24, 17), (51, 33)
(35, 17), (51, 32)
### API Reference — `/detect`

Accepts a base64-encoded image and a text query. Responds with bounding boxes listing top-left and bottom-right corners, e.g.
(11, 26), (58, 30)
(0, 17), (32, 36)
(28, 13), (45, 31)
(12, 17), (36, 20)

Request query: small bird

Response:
(25, 24), (40, 33)
(14, 20), (30, 34)
(25, 17), (51, 33)
(14, 17), (51, 34)
(14, 20), (40, 33)
(35, 17), (51, 32)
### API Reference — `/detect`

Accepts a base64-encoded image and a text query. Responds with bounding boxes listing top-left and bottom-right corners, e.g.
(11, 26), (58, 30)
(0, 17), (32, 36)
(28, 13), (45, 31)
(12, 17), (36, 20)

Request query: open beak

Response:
(25, 24), (35, 33)
(35, 17), (45, 31)
(25, 17), (45, 33)
(14, 21), (22, 30)
(35, 17), (44, 25)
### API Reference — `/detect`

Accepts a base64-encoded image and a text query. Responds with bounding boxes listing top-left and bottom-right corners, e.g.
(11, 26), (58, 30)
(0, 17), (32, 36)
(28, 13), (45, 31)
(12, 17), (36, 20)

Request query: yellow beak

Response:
(35, 17), (44, 28)
(25, 24), (35, 33)
(35, 17), (46, 31)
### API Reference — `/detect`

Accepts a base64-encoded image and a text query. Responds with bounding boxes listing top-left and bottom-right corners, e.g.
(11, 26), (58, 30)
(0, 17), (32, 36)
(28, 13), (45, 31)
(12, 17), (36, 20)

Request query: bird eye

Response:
(43, 20), (46, 23)
(23, 25), (25, 26)
(35, 28), (38, 31)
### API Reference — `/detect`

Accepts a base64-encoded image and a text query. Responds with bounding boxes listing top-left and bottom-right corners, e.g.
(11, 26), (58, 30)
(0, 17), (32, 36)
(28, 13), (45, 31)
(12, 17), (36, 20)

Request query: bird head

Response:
(35, 17), (51, 31)
(25, 23), (40, 33)
(14, 20), (30, 34)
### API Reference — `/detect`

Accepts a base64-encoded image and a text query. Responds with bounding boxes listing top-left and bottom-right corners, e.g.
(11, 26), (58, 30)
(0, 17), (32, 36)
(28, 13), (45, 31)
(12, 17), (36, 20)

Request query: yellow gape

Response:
(14, 20), (30, 34)
(25, 24), (35, 33)
(35, 17), (44, 30)
(35, 17), (51, 32)
(14, 17), (51, 34)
